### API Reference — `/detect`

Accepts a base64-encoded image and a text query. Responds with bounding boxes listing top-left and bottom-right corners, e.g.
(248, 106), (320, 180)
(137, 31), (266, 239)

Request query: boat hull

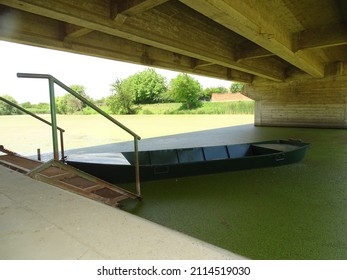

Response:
(66, 140), (309, 183)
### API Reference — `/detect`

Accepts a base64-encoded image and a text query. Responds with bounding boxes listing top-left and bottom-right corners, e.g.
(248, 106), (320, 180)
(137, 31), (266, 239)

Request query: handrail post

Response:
(59, 129), (65, 160)
(48, 77), (59, 160)
(134, 137), (141, 197)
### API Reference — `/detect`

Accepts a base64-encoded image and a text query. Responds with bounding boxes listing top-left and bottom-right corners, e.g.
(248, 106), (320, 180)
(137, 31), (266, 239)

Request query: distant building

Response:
(210, 93), (252, 102)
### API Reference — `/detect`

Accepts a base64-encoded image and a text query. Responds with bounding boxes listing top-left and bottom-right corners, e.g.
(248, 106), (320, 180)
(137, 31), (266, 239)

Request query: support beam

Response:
(296, 22), (347, 51)
(337, 0), (347, 21)
(236, 46), (275, 61)
(180, 0), (325, 78)
(0, 8), (252, 83)
(65, 24), (92, 39)
(191, 59), (215, 69)
(111, 0), (169, 24)
(112, 0), (169, 17)
(0, 0), (286, 81)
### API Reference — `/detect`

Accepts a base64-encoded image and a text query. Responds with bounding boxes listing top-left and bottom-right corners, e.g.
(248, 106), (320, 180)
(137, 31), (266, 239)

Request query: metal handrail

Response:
(17, 73), (141, 197)
(0, 96), (66, 160)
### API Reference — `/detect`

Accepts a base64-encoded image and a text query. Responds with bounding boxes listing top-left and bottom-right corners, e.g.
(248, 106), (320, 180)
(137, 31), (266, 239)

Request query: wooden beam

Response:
(112, 0), (169, 17)
(180, 0), (325, 78)
(191, 59), (215, 69)
(111, 0), (169, 24)
(65, 24), (92, 39)
(337, 0), (347, 21)
(123, 8), (285, 81)
(0, 7), (252, 83)
(236, 46), (275, 61)
(296, 22), (347, 51)
(0, 0), (286, 81)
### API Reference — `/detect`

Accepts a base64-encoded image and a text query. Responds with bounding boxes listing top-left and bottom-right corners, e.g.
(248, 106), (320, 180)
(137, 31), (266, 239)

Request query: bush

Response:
(0, 95), (23, 115)
(56, 85), (92, 114)
(230, 82), (244, 93)
(107, 78), (139, 114)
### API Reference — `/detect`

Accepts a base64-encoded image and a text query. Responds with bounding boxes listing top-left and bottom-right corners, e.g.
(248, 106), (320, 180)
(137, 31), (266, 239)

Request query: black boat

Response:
(66, 139), (309, 183)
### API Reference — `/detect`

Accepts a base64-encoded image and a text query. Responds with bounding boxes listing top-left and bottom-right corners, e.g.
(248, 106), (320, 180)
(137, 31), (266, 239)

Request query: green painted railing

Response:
(17, 73), (141, 197)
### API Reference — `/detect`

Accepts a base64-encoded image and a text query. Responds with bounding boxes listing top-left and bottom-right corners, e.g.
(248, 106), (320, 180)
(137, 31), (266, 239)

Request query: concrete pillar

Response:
(244, 62), (347, 128)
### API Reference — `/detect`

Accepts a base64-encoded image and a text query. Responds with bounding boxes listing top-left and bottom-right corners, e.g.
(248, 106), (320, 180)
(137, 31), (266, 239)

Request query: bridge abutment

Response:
(245, 62), (347, 128)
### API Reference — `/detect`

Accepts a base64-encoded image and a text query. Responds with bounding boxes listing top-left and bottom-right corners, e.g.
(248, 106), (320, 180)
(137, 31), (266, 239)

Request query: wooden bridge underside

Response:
(0, 0), (346, 127)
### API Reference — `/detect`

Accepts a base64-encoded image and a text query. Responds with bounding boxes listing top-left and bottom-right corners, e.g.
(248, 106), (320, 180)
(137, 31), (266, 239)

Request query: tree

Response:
(0, 95), (22, 115)
(121, 68), (168, 104)
(230, 82), (244, 93)
(169, 73), (202, 109)
(56, 85), (92, 114)
(95, 97), (107, 107)
(107, 68), (167, 114)
(35, 103), (50, 114)
(107, 78), (138, 114)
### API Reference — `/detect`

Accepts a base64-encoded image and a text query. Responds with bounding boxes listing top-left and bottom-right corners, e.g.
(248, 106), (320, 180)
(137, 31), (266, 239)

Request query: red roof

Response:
(211, 93), (252, 102)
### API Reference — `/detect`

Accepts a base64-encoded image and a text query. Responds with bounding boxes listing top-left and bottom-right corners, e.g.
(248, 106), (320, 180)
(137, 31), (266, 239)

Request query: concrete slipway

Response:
(1, 124), (346, 259)
(0, 165), (244, 260)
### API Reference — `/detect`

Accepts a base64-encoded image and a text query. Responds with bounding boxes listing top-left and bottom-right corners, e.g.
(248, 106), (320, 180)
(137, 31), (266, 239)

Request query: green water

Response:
(121, 126), (347, 259)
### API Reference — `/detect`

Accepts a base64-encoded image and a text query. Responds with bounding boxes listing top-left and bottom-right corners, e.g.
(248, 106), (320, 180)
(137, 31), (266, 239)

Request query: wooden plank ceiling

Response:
(0, 0), (346, 83)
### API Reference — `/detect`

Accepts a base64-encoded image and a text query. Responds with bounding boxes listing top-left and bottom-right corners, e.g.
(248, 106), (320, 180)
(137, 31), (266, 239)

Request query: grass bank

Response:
(138, 101), (254, 115)
(18, 101), (254, 115)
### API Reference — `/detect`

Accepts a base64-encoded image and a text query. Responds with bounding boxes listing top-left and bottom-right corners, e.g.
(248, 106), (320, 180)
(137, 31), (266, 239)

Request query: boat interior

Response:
(122, 142), (303, 166)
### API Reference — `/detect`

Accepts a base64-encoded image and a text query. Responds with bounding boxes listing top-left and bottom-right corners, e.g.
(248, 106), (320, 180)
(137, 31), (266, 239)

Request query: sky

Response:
(0, 41), (232, 104)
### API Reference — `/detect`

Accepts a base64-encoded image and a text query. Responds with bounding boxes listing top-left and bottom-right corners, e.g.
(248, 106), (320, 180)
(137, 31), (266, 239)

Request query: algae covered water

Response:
(2, 114), (345, 259)
(121, 125), (347, 259)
